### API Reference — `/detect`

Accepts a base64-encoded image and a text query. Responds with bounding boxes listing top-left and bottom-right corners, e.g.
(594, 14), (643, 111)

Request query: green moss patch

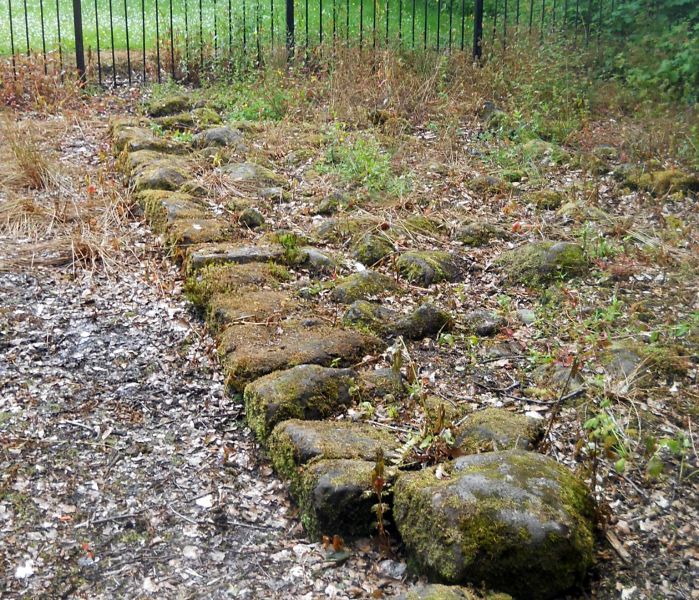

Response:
(397, 251), (460, 287)
(495, 241), (588, 286)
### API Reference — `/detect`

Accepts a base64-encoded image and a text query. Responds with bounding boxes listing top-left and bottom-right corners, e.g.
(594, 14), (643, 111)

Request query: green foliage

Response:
(602, 0), (699, 103)
(206, 78), (292, 121)
(320, 128), (409, 195)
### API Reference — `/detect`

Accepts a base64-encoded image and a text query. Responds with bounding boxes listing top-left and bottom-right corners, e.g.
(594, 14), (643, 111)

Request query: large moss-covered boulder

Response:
(331, 271), (399, 304)
(268, 419), (398, 488)
(352, 233), (395, 266)
(113, 127), (188, 155)
(165, 218), (233, 249)
(133, 161), (192, 192)
(394, 451), (596, 599)
(528, 190), (564, 210)
(496, 241), (588, 286)
(455, 408), (544, 454)
(296, 459), (394, 540)
(147, 93), (194, 117)
(396, 584), (512, 600)
(244, 365), (358, 441)
(397, 251), (460, 286)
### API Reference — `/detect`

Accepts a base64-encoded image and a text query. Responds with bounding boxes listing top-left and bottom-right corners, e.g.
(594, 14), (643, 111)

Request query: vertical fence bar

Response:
(423, 0), (427, 49)
(473, 0), (483, 58)
(320, 0), (324, 45)
(156, 0), (162, 81)
(305, 0), (309, 49)
(73, 0), (86, 80)
(243, 0), (247, 56)
(229, 0), (233, 55)
(585, 0), (592, 44)
(22, 0), (30, 56)
(372, 0), (376, 48)
(436, 0), (441, 51)
(94, 0), (103, 84)
(39, 0), (47, 74)
(460, 0), (465, 50)
(124, 0), (131, 83)
(55, 0), (64, 74)
(170, 0), (175, 76)
(199, 0), (203, 68)
(574, 0), (579, 43)
(398, 0), (402, 45)
(256, 0), (261, 64)
(528, 0), (534, 33)
(346, 0), (350, 44)
(109, 0), (117, 86)
(360, 0), (364, 47)
(385, 0), (389, 46)
(540, 0), (545, 40)
(214, 0), (218, 57)
(492, 0), (498, 43)
(449, 0), (453, 51)
(286, 0), (294, 55)
(332, 0), (336, 45)
(272, 0), (276, 50)
(412, 0), (415, 48)
(516, 0), (520, 25)
(9, 0), (17, 78)
(503, 0), (507, 49)
(141, 0), (146, 81)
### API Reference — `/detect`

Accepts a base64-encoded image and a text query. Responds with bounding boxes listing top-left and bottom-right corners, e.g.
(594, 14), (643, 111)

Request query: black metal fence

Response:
(0, 0), (618, 85)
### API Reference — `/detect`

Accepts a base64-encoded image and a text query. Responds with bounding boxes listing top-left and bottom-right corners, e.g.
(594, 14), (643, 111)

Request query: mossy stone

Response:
(352, 233), (395, 267)
(344, 301), (452, 340)
(495, 241), (588, 286)
(221, 162), (285, 186)
(454, 222), (509, 247)
(621, 167), (699, 195)
(136, 190), (206, 232)
(194, 126), (243, 149)
(331, 271), (399, 304)
(528, 190), (563, 210)
(113, 127), (188, 155)
(397, 251), (460, 286)
(397, 583), (512, 600)
(184, 262), (288, 308)
(147, 93), (194, 117)
(134, 162), (192, 192)
(186, 243), (285, 271)
(165, 218), (234, 249)
(519, 139), (568, 165)
(455, 408), (544, 454)
(244, 365), (357, 442)
(296, 459), (392, 541)
(207, 290), (292, 333)
(239, 208), (265, 229)
(220, 321), (384, 391)
(393, 450), (596, 599)
(315, 217), (377, 243)
(469, 176), (509, 194)
(358, 368), (406, 399)
(154, 112), (196, 130)
(268, 419), (397, 485)
(402, 215), (442, 236)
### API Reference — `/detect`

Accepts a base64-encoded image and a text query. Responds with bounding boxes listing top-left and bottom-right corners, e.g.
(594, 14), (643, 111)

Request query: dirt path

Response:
(0, 114), (406, 599)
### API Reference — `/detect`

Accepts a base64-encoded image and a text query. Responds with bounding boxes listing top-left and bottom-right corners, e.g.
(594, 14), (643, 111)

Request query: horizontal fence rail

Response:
(1, 0), (622, 85)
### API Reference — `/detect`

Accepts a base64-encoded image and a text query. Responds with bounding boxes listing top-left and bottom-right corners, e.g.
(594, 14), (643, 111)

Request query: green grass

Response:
(0, 0), (494, 59)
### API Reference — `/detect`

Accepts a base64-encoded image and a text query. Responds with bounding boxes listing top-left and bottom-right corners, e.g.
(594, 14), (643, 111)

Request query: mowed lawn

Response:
(0, 0), (486, 58)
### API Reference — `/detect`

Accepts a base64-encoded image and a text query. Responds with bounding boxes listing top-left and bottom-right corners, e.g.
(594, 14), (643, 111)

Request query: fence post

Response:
(72, 0), (86, 80)
(286, 0), (295, 58)
(473, 0), (484, 60)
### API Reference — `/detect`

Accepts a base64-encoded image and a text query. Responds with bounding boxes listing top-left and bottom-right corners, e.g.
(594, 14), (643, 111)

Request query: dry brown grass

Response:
(0, 113), (131, 273)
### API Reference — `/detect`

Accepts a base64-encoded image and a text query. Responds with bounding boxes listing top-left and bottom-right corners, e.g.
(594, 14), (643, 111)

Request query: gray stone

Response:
(454, 221), (509, 246)
(394, 450), (596, 599)
(344, 301), (452, 340)
(221, 162), (284, 185)
(516, 308), (536, 325)
(147, 94), (194, 117)
(194, 126), (244, 149)
(465, 310), (504, 336)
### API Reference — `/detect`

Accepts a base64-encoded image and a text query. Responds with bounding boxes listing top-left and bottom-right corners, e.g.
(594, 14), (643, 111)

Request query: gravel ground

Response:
(0, 115), (408, 599)
(0, 256), (407, 599)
